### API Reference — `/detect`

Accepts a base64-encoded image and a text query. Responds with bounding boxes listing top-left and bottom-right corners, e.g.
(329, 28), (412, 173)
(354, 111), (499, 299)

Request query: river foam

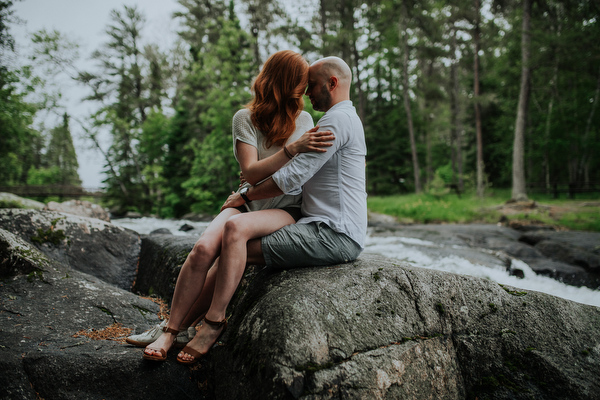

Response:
(364, 235), (600, 307)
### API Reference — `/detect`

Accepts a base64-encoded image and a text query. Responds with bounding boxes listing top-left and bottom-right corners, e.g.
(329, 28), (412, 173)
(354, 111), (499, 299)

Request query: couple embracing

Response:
(128, 51), (367, 364)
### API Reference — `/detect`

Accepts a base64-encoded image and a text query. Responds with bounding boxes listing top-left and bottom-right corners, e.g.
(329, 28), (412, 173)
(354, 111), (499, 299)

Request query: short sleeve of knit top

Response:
(232, 108), (314, 162)
(230, 108), (314, 212)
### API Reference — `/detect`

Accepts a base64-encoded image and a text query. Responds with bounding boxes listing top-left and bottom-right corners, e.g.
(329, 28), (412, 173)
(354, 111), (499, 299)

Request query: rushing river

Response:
(113, 217), (600, 308)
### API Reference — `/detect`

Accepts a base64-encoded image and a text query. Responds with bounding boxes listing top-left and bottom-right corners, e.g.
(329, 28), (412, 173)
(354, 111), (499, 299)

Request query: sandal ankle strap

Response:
(162, 326), (179, 335)
(203, 317), (227, 328)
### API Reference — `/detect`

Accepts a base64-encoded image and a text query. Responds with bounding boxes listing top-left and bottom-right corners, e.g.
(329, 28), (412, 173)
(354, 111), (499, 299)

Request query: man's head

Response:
(306, 57), (352, 112)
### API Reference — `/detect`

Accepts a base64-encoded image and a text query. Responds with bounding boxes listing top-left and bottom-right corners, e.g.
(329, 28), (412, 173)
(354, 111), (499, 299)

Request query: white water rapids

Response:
(112, 217), (600, 308)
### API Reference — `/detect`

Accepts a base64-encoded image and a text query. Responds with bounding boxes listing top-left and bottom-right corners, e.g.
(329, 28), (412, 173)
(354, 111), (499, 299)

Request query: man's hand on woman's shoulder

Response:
(287, 126), (335, 156)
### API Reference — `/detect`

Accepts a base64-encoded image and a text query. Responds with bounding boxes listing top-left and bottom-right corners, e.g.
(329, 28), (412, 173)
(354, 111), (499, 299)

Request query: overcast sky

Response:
(12, 0), (184, 188)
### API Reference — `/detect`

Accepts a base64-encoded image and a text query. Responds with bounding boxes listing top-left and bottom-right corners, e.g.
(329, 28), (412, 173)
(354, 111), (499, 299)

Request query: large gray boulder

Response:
(0, 228), (201, 400)
(212, 255), (600, 399)
(0, 209), (140, 289)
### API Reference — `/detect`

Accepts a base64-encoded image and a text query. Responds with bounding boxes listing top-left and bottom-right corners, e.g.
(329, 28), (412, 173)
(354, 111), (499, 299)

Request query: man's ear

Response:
(329, 76), (339, 90)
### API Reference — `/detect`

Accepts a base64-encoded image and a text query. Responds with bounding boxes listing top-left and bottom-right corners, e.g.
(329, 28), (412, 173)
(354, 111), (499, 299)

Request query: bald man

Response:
(222, 56), (367, 268)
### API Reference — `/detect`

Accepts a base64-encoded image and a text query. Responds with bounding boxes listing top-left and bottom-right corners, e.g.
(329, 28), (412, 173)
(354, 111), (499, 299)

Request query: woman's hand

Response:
(286, 126), (334, 156)
(221, 191), (245, 211)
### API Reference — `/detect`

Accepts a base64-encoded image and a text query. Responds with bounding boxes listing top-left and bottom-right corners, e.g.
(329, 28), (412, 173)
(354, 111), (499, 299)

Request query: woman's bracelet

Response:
(283, 145), (294, 159)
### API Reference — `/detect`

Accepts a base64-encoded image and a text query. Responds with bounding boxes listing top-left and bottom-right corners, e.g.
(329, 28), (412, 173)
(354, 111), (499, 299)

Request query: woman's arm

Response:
(237, 126), (335, 185)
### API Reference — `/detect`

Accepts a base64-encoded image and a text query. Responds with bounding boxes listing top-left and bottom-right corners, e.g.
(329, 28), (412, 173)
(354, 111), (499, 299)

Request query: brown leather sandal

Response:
(177, 317), (227, 365)
(142, 325), (180, 361)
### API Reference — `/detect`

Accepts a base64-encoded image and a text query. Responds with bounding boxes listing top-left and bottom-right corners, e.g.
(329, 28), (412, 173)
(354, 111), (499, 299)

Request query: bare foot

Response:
(143, 331), (177, 358)
(177, 321), (225, 362)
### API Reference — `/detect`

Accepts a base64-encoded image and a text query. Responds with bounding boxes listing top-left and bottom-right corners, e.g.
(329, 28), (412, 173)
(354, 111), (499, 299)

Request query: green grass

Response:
(0, 199), (24, 209)
(556, 210), (600, 232)
(368, 191), (505, 224)
(367, 189), (600, 232)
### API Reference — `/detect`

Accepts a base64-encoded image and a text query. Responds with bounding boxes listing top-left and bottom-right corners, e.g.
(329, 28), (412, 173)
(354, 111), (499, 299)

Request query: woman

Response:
(142, 50), (333, 362)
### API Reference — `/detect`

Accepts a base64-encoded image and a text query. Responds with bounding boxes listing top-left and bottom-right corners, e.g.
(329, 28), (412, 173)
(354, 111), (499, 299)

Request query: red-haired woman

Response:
(141, 50), (333, 363)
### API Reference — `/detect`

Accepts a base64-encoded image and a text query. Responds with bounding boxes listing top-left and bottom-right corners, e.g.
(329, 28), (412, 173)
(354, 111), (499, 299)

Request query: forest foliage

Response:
(1, 0), (599, 216)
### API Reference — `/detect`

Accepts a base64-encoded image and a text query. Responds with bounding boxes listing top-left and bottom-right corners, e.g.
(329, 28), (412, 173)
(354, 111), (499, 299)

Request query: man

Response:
(222, 56), (367, 268)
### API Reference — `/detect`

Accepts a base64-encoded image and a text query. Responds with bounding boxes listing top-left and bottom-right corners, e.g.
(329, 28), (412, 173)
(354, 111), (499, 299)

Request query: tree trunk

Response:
(450, 27), (459, 187)
(348, 2), (365, 121)
(450, 26), (465, 192)
(319, 0), (327, 42)
(400, 7), (421, 193)
(544, 3), (562, 192)
(544, 53), (559, 192)
(579, 64), (600, 186)
(351, 40), (365, 121)
(474, 0), (485, 198)
(511, 0), (531, 201)
(422, 59), (434, 188)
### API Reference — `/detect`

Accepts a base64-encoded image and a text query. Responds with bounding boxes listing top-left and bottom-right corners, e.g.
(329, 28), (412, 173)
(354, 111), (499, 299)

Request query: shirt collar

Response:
(325, 100), (352, 114)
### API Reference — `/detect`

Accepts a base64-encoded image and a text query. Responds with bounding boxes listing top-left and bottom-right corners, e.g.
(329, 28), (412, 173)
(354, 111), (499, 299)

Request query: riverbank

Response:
(367, 191), (600, 232)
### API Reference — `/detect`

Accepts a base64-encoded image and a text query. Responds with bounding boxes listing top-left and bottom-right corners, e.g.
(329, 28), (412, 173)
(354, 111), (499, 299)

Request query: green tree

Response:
(161, 0), (256, 216)
(0, 0), (41, 186)
(181, 7), (255, 213)
(44, 113), (81, 186)
(26, 114), (81, 188)
(239, 0), (286, 66)
(162, 0), (231, 216)
(360, 0), (416, 195)
(138, 110), (170, 215)
(0, 68), (39, 185)
(78, 5), (173, 214)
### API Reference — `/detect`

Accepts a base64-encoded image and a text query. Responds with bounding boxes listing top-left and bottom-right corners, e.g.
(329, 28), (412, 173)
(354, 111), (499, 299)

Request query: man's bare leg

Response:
(246, 237), (265, 266)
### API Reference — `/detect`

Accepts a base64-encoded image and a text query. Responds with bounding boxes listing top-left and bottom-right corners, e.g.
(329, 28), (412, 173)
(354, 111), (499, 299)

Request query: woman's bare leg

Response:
(143, 208), (240, 358)
(178, 209), (295, 360)
(179, 258), (219, 328)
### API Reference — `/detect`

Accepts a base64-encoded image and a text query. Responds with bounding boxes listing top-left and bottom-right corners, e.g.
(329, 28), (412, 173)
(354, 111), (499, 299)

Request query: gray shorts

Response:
(261, 221), (362, 269)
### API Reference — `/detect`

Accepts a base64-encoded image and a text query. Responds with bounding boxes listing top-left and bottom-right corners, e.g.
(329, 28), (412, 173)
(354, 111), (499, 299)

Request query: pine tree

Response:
(78, 5), (174, 213)
(180, 4), (255, 213)
(45, 113), (81, 186)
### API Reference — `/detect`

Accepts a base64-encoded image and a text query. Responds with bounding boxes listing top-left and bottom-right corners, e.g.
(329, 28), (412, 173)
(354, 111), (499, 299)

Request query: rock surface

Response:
(0, 229), (200, 400)
(0, 209), (141, 290)
(44, 200), (111, 222)
(1, 210), (599, 400)
(132, 234), (198, 298)
(212, 255), (600, 399)
(0, 192), (45, 209)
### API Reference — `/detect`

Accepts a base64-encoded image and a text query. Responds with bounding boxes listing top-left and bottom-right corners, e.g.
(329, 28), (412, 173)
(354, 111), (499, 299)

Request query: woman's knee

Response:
(188, 238), (219, 265)
(222, 215), (249, 243)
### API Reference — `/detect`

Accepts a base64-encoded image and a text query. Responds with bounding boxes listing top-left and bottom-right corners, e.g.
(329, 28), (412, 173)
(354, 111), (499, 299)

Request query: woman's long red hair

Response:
(247, 50), (309, 148)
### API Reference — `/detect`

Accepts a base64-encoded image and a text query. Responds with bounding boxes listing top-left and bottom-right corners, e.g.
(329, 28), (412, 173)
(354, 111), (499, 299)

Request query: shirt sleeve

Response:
(232, 109), (258, 161)
(272, 111), (343, 195)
